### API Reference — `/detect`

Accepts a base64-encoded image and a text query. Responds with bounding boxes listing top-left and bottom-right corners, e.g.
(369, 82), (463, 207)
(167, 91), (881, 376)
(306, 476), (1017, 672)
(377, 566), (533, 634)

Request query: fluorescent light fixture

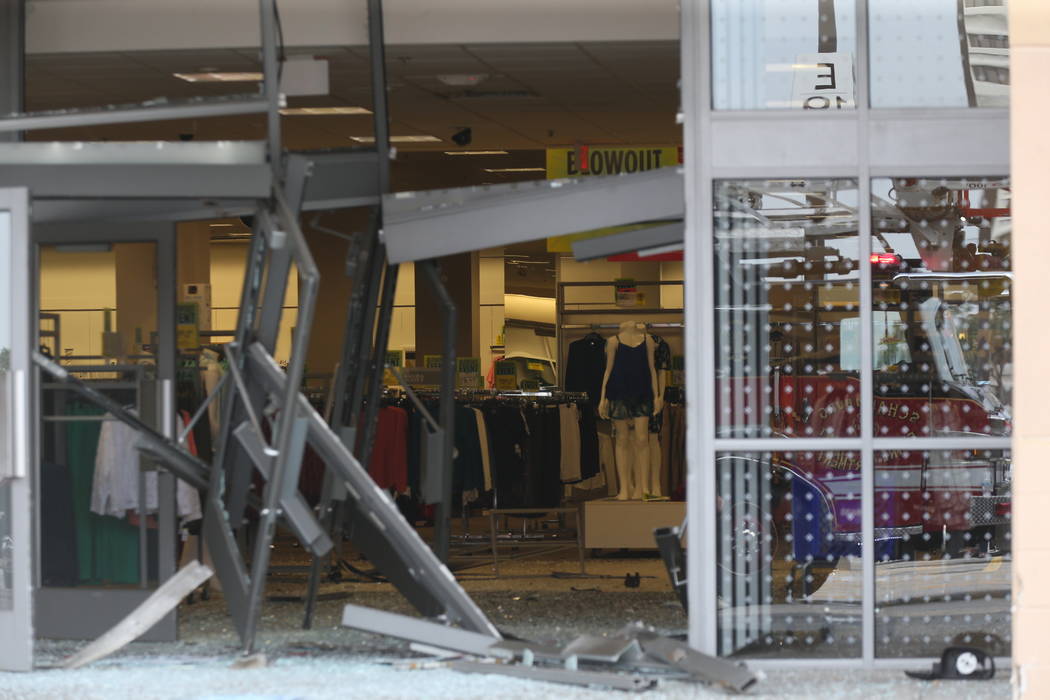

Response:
(483, 167), (546, 173)
(173, 72), (263, 83)
(280, 106), (371, 116)
(444, 150), (509, 156)
(436, 74), (489, 87)
(208, 223), (234, 228)
(350, 135), (441, 143)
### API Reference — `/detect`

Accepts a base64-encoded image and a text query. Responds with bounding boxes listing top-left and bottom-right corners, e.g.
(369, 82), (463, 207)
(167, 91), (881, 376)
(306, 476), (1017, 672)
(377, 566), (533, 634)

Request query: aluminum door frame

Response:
(682, 0), (1012, 668)
(0, 187), (32, 671)
(31, 221), (178, 642)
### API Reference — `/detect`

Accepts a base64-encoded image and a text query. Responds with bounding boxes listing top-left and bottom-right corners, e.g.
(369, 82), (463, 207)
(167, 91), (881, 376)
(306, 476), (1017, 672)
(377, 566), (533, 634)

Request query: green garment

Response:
(65, 402), (140, 585)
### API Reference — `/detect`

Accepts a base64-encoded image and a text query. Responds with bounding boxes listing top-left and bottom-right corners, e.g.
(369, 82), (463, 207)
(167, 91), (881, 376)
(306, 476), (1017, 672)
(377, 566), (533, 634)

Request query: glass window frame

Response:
(683, 0), (1011, 667)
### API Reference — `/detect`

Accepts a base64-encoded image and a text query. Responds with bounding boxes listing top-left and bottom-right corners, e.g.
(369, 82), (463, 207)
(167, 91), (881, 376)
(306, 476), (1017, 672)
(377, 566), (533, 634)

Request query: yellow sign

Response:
(495, 360), (517, 391)
(546, 145), (680, 253)
(545, 146), (680, 180)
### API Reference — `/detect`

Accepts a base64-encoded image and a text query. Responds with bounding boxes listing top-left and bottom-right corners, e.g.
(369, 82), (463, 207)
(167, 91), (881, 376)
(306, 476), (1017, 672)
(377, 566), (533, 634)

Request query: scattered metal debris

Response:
(62, 562), (213, 670)
(340, 604), (758, 693)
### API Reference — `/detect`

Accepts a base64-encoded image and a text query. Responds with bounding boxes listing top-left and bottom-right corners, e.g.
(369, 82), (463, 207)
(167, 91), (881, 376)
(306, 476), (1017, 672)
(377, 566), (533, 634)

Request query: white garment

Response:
(558, 403), (582, 482)
(201, 349), (224, 439)
(91, 413), (201, 521)
(472, 408), (493, 491)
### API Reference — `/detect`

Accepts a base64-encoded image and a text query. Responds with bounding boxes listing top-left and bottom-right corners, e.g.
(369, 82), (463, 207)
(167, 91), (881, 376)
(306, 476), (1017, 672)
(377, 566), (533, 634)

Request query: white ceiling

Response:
(24, 41), (682, 153)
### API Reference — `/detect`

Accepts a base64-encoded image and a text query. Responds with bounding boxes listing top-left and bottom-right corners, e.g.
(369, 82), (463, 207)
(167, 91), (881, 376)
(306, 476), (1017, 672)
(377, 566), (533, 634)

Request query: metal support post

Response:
(258, 0), (282, 180)
(420, 260), (457, 563)
(0, 0), (24, 143)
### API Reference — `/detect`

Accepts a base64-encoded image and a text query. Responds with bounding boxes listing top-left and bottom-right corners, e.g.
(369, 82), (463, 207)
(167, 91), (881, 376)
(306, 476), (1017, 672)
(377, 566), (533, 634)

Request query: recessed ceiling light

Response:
(444, 150), (509, 156)
(280, 106), (371, 116)
(483, 167), (546, 173)
(349, 135), (441, 143)
(436, 74), (489, 87)
(173, 72), (263, 83)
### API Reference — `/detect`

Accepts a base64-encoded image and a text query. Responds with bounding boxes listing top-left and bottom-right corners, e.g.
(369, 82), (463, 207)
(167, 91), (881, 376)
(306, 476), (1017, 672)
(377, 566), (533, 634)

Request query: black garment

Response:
(483, 403), (530, 509)
(41, 461), (78, 586)
(649, 334), (673, 434)
(565, 333), (607, 406)
(605, 337), (654, 403)
(524, 406), (562, 508)
(452, 405), (485, 496)
(577, 402), (600, 480)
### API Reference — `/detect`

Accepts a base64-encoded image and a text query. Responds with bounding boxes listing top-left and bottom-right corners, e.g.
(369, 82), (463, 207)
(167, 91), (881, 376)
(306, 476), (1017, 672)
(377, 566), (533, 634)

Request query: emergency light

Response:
(870, 252), (902, 265)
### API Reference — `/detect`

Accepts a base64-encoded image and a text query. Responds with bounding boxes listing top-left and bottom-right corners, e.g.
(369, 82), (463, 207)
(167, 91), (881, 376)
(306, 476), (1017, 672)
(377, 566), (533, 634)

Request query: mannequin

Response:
(599, 320), (663, 500)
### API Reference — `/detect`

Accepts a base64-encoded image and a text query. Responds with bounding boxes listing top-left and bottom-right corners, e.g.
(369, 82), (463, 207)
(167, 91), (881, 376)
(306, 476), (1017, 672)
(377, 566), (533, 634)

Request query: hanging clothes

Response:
(558, 402), (582, 483)
(565, 333), (607, 407)
(368, 405), (409, 492)
(482, 402), (530, 508)
(649, 333), (673, 434)
(453, 405), (485, 502)
(472, 407), (493, 491)
(66, 401), (139, 585)
(524, 404), (562, 508)
(578, 404), (601, 481)
(91, 411), (201, 520)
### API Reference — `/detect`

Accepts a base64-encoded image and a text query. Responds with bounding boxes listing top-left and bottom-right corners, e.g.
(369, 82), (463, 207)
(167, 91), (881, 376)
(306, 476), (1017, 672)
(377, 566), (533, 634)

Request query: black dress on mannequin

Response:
(605, 338), (654, 419)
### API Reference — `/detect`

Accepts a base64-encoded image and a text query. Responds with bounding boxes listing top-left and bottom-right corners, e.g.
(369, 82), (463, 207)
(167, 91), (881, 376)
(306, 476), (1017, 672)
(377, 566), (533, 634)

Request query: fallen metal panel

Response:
(571, 221), (684, 262)
(449, 660), (659, 692)
(637, 635), (757, 693)
(380, 167), (685, 263)
(61, 562), (212, 669)
(0, 96), (269, 133)
(0, 141), (269, 199)
(291, 149), (382, 210)
(246, 342), (500, 638)
(561, 634), (643, 664)
(31, 198), (256, 224)
(341, 604), (506, 658)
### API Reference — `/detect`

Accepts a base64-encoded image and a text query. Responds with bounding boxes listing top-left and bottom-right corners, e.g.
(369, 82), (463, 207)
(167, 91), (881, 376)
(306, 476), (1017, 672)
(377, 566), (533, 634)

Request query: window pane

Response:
(718, 451), (862, 658)
(712, 0), (857, 110)
(870, 0), (1009, 108)
(714, 178), (860, 438)
(875, 449), (1011, 657)
(870, 177), (1012, 438)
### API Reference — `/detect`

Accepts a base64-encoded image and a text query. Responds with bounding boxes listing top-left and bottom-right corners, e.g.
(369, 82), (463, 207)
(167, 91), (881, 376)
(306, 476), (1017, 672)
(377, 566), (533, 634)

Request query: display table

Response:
(583, 498), (686, 549)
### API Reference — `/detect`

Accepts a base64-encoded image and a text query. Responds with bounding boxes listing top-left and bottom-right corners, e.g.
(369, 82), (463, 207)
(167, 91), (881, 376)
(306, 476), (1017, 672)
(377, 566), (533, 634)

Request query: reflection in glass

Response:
(870, 0), (1009, 108)
(875, 449), (1011, 657)
(718, 451), (861, 658)
(714, 179), (860, 438)
(712, 0), (857, 110)
(870, 177), (1012, 438)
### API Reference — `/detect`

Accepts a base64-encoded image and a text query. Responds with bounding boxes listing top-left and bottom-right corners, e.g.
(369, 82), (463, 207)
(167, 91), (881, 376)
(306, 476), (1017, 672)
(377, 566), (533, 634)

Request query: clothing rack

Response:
(560, 322), (684, 330)
(41, 364), (145, 422)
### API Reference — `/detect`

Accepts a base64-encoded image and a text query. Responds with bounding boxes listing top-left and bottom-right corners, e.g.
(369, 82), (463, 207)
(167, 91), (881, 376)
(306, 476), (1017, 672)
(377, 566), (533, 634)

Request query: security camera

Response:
(451, 127), (472, 146)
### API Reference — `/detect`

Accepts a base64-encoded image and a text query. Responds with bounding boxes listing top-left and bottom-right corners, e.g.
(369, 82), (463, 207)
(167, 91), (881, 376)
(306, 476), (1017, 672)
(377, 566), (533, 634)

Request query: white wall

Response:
(387, 261), (416, 358)
(210, 241), (298, 363)
(38, 247), (117, 358)
(25, 0), (677, 53)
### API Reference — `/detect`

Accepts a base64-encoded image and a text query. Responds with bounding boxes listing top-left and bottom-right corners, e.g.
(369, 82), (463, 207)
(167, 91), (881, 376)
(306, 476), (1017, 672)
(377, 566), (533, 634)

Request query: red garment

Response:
(368, 406), (408, 492)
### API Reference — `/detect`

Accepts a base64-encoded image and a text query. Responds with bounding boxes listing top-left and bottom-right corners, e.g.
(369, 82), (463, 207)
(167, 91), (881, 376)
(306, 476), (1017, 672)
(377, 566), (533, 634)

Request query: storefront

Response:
(0, 0), (1020, 681)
